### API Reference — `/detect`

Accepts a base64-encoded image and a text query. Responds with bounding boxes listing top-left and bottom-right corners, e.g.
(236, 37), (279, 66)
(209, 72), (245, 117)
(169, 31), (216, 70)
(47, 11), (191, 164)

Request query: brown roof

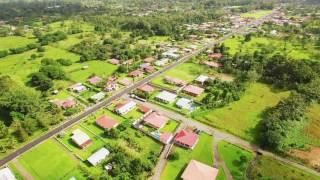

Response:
(181, 160), (219, 180)
(139, 105), (152, 114)
(138, 84), (155, 93)
(128, 70), (143, 77)
(96, 116), (119, 130)
(183, 85), (204, 96)
(144, 57), (156, 63)
(165, 76), (187, 86)
(144, 112), (169, 129)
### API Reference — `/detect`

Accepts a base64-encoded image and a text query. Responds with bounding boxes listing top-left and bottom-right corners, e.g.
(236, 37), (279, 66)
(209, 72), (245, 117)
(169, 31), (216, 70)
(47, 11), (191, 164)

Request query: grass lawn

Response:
(122, 107), (144, 120)
(51, 34), (83, 50)
(0, 36), (36, 51)
(161, 133), (214, 180)
(250, 155), (320, 180)
(17, 139), (85, 180)
(0, 46), (80, 83)
(65, 60), (118, 83)
(160, 120), (180, 133)
(223, 36), (316, 60)
(218, 141), (253, 180)
(241, 10), (273, 19)
(302, 103), (320, 146)
(216, 166), (227, 180)
(151, 62), (211, 90)
(48, 20), (94, 32)
(193, 83), (289, 141)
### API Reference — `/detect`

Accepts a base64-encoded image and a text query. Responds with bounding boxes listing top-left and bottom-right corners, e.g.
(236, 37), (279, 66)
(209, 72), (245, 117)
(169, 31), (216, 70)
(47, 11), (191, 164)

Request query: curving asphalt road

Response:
(0, 11), (277, 167)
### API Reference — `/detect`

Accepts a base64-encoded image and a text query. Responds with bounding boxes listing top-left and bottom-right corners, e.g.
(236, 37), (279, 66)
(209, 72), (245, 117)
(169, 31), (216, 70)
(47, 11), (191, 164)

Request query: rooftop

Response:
(181, 160), (219, 180)
(96, 116), (119, 130)
(144, 112), (169, 129)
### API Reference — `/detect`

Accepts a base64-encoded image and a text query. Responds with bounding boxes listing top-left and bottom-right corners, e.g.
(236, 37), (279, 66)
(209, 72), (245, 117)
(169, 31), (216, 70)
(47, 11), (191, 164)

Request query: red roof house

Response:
(51, 98), (76, 109)
(165, 76), (187, 87)
(144, 112), (169, 129)
(183, 85), (205, 97)
(174, 130), (199, 149)
(144, 66), (156, 73)
(88, 76), (102, 85)
(144, 57), (156, 63)
(109, 58), (120, 65)
(128, 70), (143, 77)
(208, 53), (223, 59)
(96, 116), (119, 130)
(138, 105), (152, 114)
(160, 132), (174, 144)
(181, 160), (219, 180)
(203, 61), (223, 68)
(138, 84), (155, 93)
(62, 98), (77, 108)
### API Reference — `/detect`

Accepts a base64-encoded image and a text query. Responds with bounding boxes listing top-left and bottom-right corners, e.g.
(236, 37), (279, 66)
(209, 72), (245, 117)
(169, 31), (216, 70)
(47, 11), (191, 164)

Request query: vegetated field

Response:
(151, 62), (211, 90)
(216, 166), (227, 180)
(193, 83), (289, 141)
(0, 46), (80, 83)
(17, 139), (85, 180)
(241, 10), (273, 19)
(161, 133), (214, 180)
(0, 36), (36, 51)
(250, 155), (320, 180)
(302, 103), (320, 147)
(160, 120), (180, 133)
(65, 60), (118, 83)
(218, 141), (253, 179)
(51, 34), (84, 50)
(223, 36), (317, 60)
(48, 20), (94, 33)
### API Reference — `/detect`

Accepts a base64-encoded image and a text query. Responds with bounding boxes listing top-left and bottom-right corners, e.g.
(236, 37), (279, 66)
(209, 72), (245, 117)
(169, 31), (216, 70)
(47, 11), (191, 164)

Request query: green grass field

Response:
(216, 166), (227, 180)
(161, 133), (214, 180)
(302, 103), (320, 146)
(160, 120), (180, 133)
(250, 155), (320, 180)
(151, 62), (211, 90)
(193, 83), (289, 141)
(0, 46), (80, 83)
(241, 10), (273, 19)
(65, 60), (118, 83)
(0, 36), (37, 51)
(218, 141), (253, 180)
(223, 36), (316, 60)
(18, 139), (84, 180)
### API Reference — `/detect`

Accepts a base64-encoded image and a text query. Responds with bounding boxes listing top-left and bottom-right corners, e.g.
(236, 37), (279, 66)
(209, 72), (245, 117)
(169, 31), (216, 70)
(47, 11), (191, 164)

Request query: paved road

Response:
(0, 10), (277, 166)
(131, 99), (320, 177)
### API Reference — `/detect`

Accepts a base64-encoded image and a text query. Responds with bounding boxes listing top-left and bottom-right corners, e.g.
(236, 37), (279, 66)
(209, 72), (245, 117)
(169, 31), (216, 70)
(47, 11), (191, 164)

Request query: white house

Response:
(155, 91), (177, 104)
(115, 101), (137, 115)
(176, 98), (193, 110)
(69, 83), (87, 93)
(87, 147), (110, 166)
(155, 58), (169, 67)
(195, 75), (209, 85)
(0, 167), (16, 180)
(71, 129), (92, 149)
(90, 92), (106, 102)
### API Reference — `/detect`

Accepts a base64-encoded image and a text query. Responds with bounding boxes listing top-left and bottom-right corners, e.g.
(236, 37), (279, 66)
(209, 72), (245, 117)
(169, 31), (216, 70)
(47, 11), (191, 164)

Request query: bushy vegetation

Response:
(0, 76), (63, 146)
